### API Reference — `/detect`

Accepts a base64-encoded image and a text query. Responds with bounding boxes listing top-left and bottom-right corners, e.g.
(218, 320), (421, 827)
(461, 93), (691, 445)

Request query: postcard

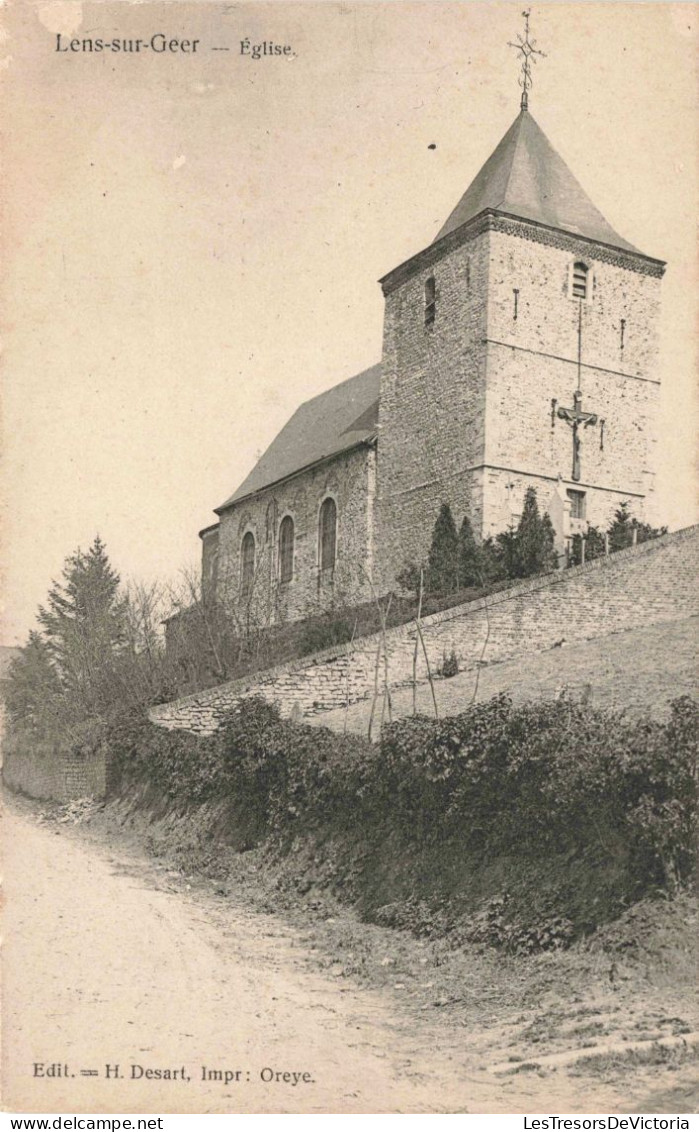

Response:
(2, 2), (697, 1117)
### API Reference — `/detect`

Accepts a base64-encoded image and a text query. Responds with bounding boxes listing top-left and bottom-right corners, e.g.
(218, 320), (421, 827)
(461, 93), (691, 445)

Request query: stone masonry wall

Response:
(214, 444), (376, 625)
(374, 212), (663, 585)
(482, 467), (648, 543)
(375, 229), (490, 593)
(150, 524), (698, 736)
(482, 225), (662, 533)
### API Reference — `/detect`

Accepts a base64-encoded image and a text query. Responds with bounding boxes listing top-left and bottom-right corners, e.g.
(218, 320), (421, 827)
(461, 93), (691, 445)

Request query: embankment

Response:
(103, 693), (697, 952)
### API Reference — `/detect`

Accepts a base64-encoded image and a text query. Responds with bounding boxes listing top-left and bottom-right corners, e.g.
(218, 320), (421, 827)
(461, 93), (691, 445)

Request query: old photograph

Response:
(1, 1), (697, 1117)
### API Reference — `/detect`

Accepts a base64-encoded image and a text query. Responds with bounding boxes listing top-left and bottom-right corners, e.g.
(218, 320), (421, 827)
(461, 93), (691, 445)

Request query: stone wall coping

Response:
(150, 523), (697, 718)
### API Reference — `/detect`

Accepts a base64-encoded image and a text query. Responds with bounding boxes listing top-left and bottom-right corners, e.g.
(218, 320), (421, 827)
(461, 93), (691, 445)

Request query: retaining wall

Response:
(2, 742), (107, 803)
(149, 524), (699, 735)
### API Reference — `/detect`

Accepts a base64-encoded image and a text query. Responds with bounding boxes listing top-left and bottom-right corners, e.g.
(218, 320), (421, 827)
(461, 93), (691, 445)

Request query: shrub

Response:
(297, 616), (355, 656)
(396, 561), (423, 600)
(438, 649), (459, 678)
(569, 525), (606, 567)
(107, 693), (697, 930)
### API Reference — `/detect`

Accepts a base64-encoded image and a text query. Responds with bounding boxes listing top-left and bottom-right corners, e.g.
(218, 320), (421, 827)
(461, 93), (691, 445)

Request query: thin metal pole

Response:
(577, 300), (583, 392)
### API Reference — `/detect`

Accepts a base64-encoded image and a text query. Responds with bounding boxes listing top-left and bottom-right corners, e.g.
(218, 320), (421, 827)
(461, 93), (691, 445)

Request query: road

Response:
(2, 805), (693, 1114)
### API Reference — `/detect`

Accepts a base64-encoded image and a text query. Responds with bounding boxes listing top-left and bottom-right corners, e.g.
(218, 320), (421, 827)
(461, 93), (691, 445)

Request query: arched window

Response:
(319, 497), (337, 572)
(424, 275), (436, 326)
(571, 261), (589, 300)
(278, 515), (294, 583)
(241, 531), (255, 596)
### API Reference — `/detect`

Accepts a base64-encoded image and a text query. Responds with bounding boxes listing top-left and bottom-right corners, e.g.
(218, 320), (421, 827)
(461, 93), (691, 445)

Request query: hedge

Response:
(107, 693), (697, 897)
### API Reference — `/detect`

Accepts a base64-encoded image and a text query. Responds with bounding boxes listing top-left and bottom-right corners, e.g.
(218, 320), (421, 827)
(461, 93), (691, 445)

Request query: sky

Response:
(2, 1), (697, 645)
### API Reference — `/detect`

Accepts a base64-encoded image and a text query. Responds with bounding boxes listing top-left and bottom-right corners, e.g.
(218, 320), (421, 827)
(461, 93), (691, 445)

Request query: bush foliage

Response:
(108, 693), (697, 917)
(568, 502), (667, 567)
(402, 494), (667, 598)
(401, 489), (558, 600)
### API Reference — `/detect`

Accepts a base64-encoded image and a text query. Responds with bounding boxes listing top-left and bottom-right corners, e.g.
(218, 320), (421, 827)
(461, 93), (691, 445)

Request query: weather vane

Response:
(509, 10), (546, 112)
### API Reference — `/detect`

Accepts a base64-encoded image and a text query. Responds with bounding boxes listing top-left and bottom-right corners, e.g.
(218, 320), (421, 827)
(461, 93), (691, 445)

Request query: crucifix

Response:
(556, 390), (598, 482)
(554, 294), (600, 482)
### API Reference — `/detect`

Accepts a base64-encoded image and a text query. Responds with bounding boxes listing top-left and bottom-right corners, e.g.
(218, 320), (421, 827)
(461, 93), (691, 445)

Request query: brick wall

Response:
(150, 523), (698, 736)
(213, 444), (376, 625)
(2, 742), (107, 803)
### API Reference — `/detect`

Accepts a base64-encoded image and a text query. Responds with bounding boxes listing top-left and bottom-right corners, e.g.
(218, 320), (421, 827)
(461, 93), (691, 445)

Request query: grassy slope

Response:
(313, 616), (698, 735)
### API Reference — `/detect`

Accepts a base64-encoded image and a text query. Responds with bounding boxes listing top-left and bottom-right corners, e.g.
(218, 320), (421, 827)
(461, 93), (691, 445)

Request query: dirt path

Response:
(2, 806), (695, 1114)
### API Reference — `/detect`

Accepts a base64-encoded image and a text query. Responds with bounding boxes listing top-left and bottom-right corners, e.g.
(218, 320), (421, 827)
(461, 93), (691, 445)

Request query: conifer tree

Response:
(37, 535), (127, 713)
(607, 502), (635, 552)
(4, 631), (61, 735)
(510, 487), (558, 578)
(606, 502), (666, 552)
(457, 515), (481, 588)
(426, 503), (459, 593)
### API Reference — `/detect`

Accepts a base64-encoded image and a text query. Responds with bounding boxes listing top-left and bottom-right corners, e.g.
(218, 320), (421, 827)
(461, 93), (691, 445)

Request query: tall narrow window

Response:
(424, 275), (436, 327)
(279, 516), (294, 584)
(571, 262), (589, 300)
(241, 531), (255, 596)
(319, 497), (337, 571)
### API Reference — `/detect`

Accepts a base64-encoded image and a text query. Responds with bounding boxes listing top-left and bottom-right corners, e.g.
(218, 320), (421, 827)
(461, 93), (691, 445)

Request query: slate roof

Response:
(216, 364), (381, 512)
(435, 108), (640, 253)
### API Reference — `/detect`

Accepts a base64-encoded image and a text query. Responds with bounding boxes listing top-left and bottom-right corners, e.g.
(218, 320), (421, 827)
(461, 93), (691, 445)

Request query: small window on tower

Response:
(567, 489), (586, 520)
(424, 276), (436, 327)
(571, 262), (590, 301)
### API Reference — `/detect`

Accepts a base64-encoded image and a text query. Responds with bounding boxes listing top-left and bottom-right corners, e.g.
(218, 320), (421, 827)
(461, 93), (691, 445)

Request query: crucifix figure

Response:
(557, 389), (598, 482)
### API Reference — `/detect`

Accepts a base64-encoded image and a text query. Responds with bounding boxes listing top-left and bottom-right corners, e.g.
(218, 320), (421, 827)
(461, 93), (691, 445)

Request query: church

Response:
(199, 30), (665, 627)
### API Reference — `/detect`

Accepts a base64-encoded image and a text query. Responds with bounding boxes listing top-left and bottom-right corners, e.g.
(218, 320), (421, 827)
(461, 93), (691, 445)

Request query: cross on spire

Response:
(509, 10), (546, 112)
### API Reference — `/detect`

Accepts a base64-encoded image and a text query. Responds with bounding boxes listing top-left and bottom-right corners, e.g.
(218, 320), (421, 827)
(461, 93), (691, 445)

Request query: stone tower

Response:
(375, 106), (665, 591)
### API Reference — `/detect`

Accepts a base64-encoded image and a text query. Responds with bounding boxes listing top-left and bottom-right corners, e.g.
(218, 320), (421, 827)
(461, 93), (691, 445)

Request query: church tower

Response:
(375, 16), (665, 591)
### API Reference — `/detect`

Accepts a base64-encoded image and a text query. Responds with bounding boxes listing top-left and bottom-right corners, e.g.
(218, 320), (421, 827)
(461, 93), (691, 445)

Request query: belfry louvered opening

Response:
(572, 261), (589, 300)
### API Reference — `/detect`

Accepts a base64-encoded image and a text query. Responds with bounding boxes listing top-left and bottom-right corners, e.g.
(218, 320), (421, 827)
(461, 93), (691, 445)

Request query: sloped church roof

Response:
(215, 109), (646, 514)
(435, 108), (639, 253)
(216, 364), (380, 512)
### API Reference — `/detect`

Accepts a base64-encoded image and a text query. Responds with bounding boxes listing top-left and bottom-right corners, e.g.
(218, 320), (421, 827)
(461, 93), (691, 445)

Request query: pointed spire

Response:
(434, 111), (640, 253)
(508, 10), (546, 112)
